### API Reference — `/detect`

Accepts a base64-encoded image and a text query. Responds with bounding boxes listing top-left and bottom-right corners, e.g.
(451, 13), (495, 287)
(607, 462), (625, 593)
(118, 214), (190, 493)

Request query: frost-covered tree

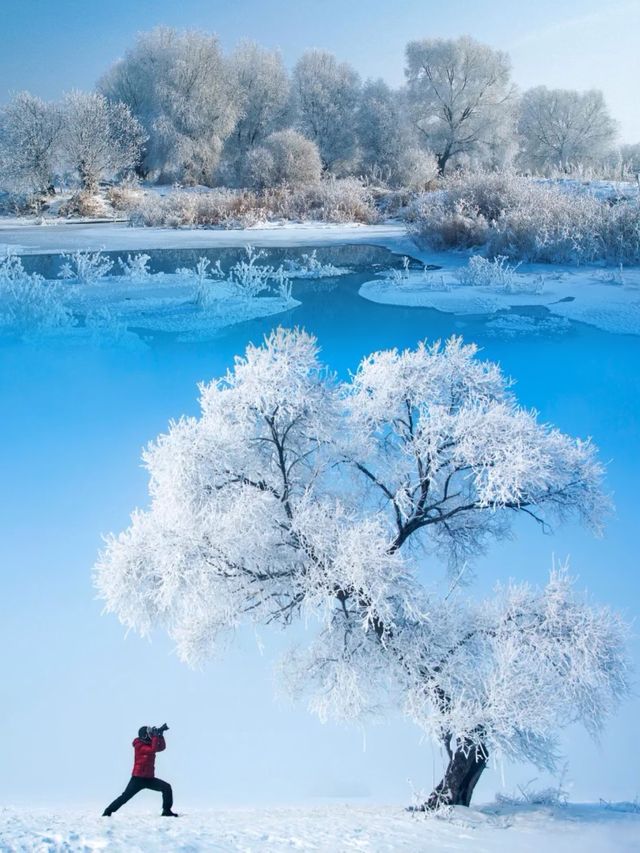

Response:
(356, 81), (439, 188)
(291, 50), (360, 173)
(0, 92), (63, 196)
(244, 129), (322, 189)
(405, 36), (515, 174)
(96, 330), (627, 808)
(618, 142), (640, 180)
(356, 79), (407, 182)
(61, 91), (146, 191)
(518, 87), (617, 172)
(226, 41), (290, 173)
(99, 27), (238, 184)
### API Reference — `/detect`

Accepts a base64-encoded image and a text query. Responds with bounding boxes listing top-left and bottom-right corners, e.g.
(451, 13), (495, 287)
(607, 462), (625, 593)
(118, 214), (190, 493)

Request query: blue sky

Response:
(1, 0), (639, 141)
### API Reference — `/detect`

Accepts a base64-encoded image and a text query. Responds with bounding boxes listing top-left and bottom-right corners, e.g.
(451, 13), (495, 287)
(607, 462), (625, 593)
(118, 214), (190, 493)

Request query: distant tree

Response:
(518, 87), (616, 172)
(356, 79), (408, 183)
(405, 36), (515, 174)
(291, 50), (360, 173)
(96, 330), (627, 810)
(61, 91), (146, 192)
(99, 27), (238, 184)
(618, 142), (640, 180)
(226, 41), (290, 171)
(0, 92), (63, 196)
(245, 129), (322, 188)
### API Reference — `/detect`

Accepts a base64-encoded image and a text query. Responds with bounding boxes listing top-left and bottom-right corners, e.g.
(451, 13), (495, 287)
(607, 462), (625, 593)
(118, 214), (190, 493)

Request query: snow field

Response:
(2, 803), (639, 853)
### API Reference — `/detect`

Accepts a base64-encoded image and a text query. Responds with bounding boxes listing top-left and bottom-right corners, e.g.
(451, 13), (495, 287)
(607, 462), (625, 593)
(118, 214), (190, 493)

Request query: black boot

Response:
(162, 809), (179, 817)
(102, 810), (112, 817)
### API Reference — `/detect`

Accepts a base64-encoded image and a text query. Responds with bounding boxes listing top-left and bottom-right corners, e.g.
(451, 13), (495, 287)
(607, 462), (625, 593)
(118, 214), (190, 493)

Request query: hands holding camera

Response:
(149, 723), (169, 737)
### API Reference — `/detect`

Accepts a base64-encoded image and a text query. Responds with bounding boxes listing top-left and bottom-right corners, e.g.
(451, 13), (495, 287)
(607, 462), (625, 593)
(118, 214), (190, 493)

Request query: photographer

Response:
(102, 723), (178, 817)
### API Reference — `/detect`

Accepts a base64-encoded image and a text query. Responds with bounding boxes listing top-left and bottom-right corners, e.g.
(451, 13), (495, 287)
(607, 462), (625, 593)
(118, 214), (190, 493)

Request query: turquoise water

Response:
(1, 244), (638, 806)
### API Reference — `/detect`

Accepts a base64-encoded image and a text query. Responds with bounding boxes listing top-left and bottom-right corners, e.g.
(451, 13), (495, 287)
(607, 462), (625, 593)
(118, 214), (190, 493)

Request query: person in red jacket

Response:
(102, 724), (178, 817)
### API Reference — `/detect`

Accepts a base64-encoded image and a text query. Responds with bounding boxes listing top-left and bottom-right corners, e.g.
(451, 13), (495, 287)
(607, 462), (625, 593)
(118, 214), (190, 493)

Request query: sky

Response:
(1, 0), (639, 141)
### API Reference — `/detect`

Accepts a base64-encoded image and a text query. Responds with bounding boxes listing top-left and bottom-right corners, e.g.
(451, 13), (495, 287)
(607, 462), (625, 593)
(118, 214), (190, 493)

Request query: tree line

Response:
(0, 28), (634, 199)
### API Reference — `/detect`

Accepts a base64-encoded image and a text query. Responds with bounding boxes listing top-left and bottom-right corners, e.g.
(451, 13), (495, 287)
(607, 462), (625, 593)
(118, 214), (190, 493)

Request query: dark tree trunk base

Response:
(414, 742), (488, 811)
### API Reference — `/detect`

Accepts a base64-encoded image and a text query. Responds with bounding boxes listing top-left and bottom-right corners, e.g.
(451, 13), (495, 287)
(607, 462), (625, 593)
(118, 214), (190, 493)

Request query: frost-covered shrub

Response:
(106, 182), (144, 212)
(290, 177), (378, 223)
(129, 188), (265, 228)
(179, 258), (225, 309)
(457, 255), (518, 288)
(0, 253), (74, 333)
(58, 250), (114, 283)
(386, 256), (412, 284)
(409, 171), (640, 264)
(284, 250), (350, 278)
(117, 253), (151, 281)
(227, 245), (291, 299)
(394, 148), (439, 191)
(180, 248), (294, 308)
(128, 178), (379, 227)
(246, 130), (322, 189)
(58, 191), (111, 219)
(409, 197), (490, 248)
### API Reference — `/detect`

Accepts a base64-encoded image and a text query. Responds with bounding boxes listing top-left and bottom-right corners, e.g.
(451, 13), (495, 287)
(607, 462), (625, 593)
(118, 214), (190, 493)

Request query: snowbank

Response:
(360, 264), (640, 337)
(0, 221), (406, 255)
(1, 803), (638, 852)
(62, 273), (300, 342)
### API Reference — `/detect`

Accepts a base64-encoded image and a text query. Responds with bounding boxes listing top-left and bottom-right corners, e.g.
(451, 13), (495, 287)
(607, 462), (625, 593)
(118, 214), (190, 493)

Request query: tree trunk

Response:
(437, 151), (450, 175)
(419, 739), (488, 810)
(78, 160), (97, 194)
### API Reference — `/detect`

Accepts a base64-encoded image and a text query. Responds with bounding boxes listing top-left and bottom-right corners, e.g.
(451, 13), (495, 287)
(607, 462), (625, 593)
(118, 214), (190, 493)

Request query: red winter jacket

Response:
(132, 735), (166, 778)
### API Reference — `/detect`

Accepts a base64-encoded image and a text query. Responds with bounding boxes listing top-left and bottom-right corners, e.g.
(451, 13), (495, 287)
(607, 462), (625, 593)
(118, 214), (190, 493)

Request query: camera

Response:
(149, 723), (169, 736)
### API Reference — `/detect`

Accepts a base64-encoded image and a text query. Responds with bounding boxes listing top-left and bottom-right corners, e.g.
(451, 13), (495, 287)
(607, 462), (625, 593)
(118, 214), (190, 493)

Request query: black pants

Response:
(105, 775), (173, 813)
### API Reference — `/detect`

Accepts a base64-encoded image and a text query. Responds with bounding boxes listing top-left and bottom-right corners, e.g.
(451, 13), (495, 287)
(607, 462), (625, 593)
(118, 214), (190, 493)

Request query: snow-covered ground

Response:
(2, 803), (639, 852)
(0, 221), (407, 255)
(64, 273), (300, 343)
(360, 257), (640, 337)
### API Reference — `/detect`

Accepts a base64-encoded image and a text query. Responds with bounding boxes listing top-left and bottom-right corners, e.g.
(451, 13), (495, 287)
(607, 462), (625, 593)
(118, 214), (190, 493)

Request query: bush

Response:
(58, 191), (111, 219)
(409, 171), (640, 264)
(58, 249), (114, 282)
(456, 255), (545, 294)
(128, 178), (379, 228)
(0, 253), (74, 333)
(245, 130), (322, 189)
(106, 182), (144, 212)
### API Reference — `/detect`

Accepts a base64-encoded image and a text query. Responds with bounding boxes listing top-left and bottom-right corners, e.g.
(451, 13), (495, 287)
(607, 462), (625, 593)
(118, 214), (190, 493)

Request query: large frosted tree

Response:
(518, 86), (616, 172)
(225, 41), (290, 176)
(291, 50), (360, 173)
(99, 27), (238, 184)
(61, 91), (146, 191)
(96, 330), (627, 808)
(0, 92), (63, 196)
(405, 36), (515, 173)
